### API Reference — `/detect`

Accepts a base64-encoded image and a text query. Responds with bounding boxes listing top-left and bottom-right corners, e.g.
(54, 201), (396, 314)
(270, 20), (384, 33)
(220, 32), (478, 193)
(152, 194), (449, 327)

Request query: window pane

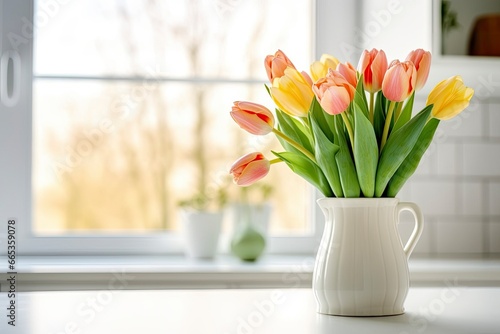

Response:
(33, 80), (311, 234)
(34, 0), (313, 79)
(32, 0), (313, 236)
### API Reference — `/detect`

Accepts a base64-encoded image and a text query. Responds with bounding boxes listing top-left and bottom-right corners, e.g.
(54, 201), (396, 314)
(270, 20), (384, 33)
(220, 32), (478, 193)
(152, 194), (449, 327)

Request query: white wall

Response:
(357, 0), (500, 255)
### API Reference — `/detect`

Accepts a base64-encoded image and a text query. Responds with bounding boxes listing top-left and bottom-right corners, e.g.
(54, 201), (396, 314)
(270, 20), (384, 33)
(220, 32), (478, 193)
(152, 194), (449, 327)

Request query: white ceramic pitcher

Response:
(313, 198), (424, 316)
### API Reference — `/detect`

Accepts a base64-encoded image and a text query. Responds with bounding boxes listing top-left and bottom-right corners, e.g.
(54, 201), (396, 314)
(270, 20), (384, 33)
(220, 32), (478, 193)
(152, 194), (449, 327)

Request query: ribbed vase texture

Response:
(313, 198), (423, 316)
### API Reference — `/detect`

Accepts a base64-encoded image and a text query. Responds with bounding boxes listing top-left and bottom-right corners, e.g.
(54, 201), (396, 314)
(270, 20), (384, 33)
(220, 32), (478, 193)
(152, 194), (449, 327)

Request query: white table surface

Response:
(1, 287), (499, 334)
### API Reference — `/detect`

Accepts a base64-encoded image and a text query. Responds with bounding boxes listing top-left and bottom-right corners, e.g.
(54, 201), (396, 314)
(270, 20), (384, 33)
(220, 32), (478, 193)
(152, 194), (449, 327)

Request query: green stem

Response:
(394, 102), (403, 123)
(369, 92), (375, 124)
(380, 101), (396, 151)
(340, 112), (355, 150)
(269, 158), (282, 164)
(272, 129), (317, 163)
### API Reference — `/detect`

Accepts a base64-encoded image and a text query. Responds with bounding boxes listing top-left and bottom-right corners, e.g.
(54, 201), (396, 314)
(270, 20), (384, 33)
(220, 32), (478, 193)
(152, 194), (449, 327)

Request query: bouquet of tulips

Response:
(229, 49), (474, 198)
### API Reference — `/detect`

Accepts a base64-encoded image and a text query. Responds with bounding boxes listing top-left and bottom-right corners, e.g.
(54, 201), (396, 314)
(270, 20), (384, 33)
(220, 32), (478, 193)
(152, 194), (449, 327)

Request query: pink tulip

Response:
(382, 60), (417, 102)
(264, 50), (296, 82)
(358, 49), (388, 93)
(336, 62), (358, 88)
(229, 152), (270, 186)
(406, 49), (431, 91)
(312, 69), (355, 115)
(231, 101), (275, 135)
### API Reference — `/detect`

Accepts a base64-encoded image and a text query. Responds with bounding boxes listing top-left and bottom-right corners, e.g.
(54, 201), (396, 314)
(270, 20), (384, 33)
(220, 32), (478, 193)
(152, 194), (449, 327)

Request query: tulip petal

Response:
(321, 87), (351, 115)
(235, 159), (270, 186)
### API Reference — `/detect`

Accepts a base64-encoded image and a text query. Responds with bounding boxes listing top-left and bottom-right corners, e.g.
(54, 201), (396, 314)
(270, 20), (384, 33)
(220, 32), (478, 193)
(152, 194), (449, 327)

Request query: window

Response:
(2, 0), (353, 255)
(32, 0), (313, 236)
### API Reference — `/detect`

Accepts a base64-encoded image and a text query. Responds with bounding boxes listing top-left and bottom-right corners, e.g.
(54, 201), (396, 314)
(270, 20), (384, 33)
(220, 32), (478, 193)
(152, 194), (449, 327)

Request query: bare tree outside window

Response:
(32, 0), (313, 235)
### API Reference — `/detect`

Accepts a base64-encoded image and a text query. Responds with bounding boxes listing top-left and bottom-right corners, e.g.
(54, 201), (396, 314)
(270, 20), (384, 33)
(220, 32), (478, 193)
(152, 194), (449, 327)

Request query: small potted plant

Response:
(179, 185), (228, 259)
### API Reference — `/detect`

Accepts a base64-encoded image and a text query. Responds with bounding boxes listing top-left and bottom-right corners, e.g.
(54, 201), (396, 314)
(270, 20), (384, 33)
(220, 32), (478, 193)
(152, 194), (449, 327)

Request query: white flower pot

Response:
(313, 198), (424, 316)
(180, 210), (222, 259)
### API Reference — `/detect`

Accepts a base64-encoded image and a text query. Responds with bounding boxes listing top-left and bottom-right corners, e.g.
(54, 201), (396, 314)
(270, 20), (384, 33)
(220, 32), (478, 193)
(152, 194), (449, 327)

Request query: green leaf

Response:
(275, 109), (314, 153)
(353, 106), (379, 197)
(386, 117), (440, 196)
(272, 151), (333, 197)
(354, 77), (369, 119)
(373, 91), (387, 145)
(310, 116), (343, 197)
(392, 92), (415, 133)
(375, 105), (433, 197)
(333, 115), (360, 197)
(309, 97), (335, 142)
(264, 84), (271, 97)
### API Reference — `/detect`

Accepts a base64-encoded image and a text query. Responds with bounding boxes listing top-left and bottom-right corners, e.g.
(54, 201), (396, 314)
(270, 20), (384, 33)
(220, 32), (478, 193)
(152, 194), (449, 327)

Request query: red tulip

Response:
(231, 101), (275, 135)
(336, 62), (358, 88)
(312, 69), (355, 115)
(382, 60), (417, 102)
(406, 49), (431, 91)
(230, 152), (270, 186)
(358, 49), (388, 93)
(264, 50), (296, 82)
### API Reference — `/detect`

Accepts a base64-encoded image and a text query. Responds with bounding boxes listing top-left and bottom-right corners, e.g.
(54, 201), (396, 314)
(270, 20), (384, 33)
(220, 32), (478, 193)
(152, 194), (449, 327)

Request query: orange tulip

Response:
(336, 62), (358, 88)
(358, 49), (388, 93)
(231, 101), (275, 135)
(382, 60), (417, 102)
(406, 49), (431, 91)
(312, 69), (355, 115)
(230, 152), (270, 186)
(264, 50), (296, 82)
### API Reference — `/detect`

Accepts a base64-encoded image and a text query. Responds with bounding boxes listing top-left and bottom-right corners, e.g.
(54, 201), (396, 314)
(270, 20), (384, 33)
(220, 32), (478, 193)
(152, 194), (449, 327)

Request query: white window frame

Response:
(0, 0), (360, 255)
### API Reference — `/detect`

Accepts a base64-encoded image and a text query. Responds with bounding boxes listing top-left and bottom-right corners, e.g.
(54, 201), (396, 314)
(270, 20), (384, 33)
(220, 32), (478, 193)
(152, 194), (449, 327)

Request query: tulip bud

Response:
(270, 67), (315, 118)
(310, 54), (340, 82)
(406, 49), (431, 91)
(231, 101), (275, 135)
(312, 69), (355, 115)
(382, 60), (417, 102)
(427, 75), (474, 121)
(264, 50), (296, 82)
(229, 152), (270, 186)
(336, 62), (358, 88)
(358, 49), (388, 93)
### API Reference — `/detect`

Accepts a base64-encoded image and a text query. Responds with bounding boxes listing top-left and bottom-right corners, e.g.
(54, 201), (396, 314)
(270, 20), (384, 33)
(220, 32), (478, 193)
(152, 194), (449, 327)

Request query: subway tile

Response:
(488, 103), (500, 138)
(435, 143), (459, 176)
(435, 220), (484, 254)
(413, 151), (433, 176)
(489, 182), (500, 216)
(488, 222), (500, 253)
(461, 182), (483, 216)
(395, 182), (412, 201)
(409, 180), (457, 215)
(463, 143), (500, 176)
(439, 108), (483, 138)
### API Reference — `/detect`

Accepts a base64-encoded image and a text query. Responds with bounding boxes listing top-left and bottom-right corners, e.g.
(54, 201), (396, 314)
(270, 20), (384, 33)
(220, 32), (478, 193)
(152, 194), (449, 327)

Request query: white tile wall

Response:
(398, 98), (500, 255)
(488, 104), (500, 138)
(461, 182), (483, 216)
(489, 222), (500, 253)
(436, 221), (484, 254)
(488, 182), (500, 216)
(463, 143), (500, 176)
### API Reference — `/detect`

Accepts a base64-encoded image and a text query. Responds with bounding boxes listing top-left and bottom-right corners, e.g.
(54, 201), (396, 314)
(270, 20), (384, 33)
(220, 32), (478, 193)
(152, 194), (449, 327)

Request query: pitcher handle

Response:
(397, 202), (424, 259)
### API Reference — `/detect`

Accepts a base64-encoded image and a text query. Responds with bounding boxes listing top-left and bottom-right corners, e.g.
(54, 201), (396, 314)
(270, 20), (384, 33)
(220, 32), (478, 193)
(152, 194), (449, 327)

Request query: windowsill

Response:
(1, 254), (499, 291)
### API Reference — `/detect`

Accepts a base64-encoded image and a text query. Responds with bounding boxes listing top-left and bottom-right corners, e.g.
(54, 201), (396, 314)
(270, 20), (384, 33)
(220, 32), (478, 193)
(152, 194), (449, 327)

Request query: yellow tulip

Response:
(270, 67), (315, 118)
(427, 75), (474, 120)
(310, 54), (340, 82)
